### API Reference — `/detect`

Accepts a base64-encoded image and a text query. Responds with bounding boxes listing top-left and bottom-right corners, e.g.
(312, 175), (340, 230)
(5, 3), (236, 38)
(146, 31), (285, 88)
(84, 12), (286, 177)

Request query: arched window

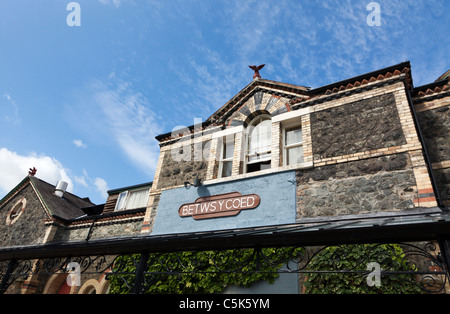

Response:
(246, 115), (272, 173)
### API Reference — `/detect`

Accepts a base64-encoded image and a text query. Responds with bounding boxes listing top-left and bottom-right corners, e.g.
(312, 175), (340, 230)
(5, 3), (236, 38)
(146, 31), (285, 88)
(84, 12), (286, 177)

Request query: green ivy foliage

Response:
(108, 245), (423, 294)
(108, 248), (298, 294)
(303, 244), (423, 294)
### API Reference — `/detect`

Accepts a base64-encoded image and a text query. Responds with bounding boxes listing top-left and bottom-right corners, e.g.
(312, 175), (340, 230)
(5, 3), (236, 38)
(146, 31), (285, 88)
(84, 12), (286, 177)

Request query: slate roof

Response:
(436, 69), (450, 82)
(0, 176), (95, 222)
(29, 176), (95, 221)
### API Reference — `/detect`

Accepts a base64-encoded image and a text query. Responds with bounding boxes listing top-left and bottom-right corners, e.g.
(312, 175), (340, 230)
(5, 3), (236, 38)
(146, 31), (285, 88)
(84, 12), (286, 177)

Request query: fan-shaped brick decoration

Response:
(226, 91), (291, 127)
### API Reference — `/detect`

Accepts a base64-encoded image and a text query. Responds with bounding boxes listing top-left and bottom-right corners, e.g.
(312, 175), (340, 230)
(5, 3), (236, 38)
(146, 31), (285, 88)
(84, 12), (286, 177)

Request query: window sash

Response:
(222, 136), (234, 160)
(247, 152), (271, 164)
(285, 126), (303, 146)
(115, 191), (128, 211)
(246, 116), (272, 164)
(283, 125), (304, 166)
(125, 189), (149, 210)
(114, 189), (149, 211)
(219, 135), (234, 178)
(286, 145), (304, 165)
(248, 129), (271, 154)
(221, 160), (233, 178)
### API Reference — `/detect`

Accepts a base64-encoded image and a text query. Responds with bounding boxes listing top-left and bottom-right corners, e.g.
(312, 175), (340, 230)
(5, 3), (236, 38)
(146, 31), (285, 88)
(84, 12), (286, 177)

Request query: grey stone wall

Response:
(416, 105), (450, 164)
(0, 183), (48, 247)
(434, 168), (450, 206)
(296, 153), (417, 218)
(311, 93), (406, 160)
(416, 104), (450, 205)
(51, 218), (144, 242)
(158, 142), (209, 189)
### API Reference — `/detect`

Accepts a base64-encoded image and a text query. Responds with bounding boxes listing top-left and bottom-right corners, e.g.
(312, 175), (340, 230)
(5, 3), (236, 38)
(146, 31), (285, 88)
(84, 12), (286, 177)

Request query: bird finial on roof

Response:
(28, 167), (37, 176)
(249, 64), (265, 80)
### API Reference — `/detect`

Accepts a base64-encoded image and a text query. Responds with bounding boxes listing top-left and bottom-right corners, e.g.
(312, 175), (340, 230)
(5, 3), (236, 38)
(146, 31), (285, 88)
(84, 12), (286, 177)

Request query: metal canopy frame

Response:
(1, 208), (449, 261)
(1, 207), (450, 294)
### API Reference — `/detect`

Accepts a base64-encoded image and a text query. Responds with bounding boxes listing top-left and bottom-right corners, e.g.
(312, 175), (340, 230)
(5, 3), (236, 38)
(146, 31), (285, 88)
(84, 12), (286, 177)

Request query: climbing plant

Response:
(107, 244), (425, 294)
(303, 244), (423, 294)
(108, 248), (298, 294)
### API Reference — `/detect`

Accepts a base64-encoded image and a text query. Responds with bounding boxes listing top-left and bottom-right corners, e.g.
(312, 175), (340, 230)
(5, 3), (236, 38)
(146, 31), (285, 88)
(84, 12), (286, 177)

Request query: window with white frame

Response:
(219, 134), (234, 178)
(283, 124), (304, 166)
(114, 188), (149, 211)
(246, 115), (272, 173)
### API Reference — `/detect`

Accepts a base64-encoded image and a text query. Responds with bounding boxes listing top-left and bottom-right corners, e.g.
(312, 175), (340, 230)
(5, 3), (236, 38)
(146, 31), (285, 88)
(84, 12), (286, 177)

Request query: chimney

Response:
(55, 181), (68, 198)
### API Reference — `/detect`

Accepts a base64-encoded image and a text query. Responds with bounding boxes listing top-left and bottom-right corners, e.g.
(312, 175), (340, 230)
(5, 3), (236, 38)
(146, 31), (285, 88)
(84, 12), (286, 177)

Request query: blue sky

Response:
(0, 0), (448, 204)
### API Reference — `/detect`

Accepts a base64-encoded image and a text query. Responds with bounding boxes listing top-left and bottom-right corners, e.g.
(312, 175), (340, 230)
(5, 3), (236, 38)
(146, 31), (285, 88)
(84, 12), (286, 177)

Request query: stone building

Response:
(0, 175), (151, 293)
(144, 61), (448, 236)
(0, 61), (449, 293)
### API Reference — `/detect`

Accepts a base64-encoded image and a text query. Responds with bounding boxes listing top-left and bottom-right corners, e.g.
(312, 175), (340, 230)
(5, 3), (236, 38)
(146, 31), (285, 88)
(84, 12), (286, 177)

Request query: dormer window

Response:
(114, 188), (149, 211)
(246, 115), (272, 173)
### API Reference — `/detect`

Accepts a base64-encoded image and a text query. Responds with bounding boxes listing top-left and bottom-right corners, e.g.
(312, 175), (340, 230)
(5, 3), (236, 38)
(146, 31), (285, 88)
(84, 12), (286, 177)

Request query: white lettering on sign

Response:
(179, 192), (260, 220)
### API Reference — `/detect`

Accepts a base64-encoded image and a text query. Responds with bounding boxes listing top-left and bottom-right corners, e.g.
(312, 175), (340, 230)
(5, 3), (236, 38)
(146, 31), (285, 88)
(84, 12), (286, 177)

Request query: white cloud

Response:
(74, 174), (88, 187)
(94, 177), (109, 200)
(0, 147), (73, 196)
(73, 139), (87, 148)
(73, 169), (109, 203)
(0, 148), (110, 204)
(98, 0), (121, 8)
(68, 77), (162, 178)
(93, 79), (161, 176)
(2, 93), (20, 125)
(196, 0), (446, 88)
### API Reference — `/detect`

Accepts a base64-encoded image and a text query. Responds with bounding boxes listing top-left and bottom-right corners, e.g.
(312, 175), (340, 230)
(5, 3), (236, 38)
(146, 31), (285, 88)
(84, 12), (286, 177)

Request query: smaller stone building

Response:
(0, 175), (151, 293)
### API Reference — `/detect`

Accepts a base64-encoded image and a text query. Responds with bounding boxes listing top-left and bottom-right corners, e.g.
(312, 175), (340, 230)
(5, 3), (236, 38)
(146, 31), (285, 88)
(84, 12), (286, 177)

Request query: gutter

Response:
(308, 61), (412, 96)
(107, 182), (152, 195)
(51, 207), (147, 225)
(406, 89), (445, 210)
(413, 77), (449, 94)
